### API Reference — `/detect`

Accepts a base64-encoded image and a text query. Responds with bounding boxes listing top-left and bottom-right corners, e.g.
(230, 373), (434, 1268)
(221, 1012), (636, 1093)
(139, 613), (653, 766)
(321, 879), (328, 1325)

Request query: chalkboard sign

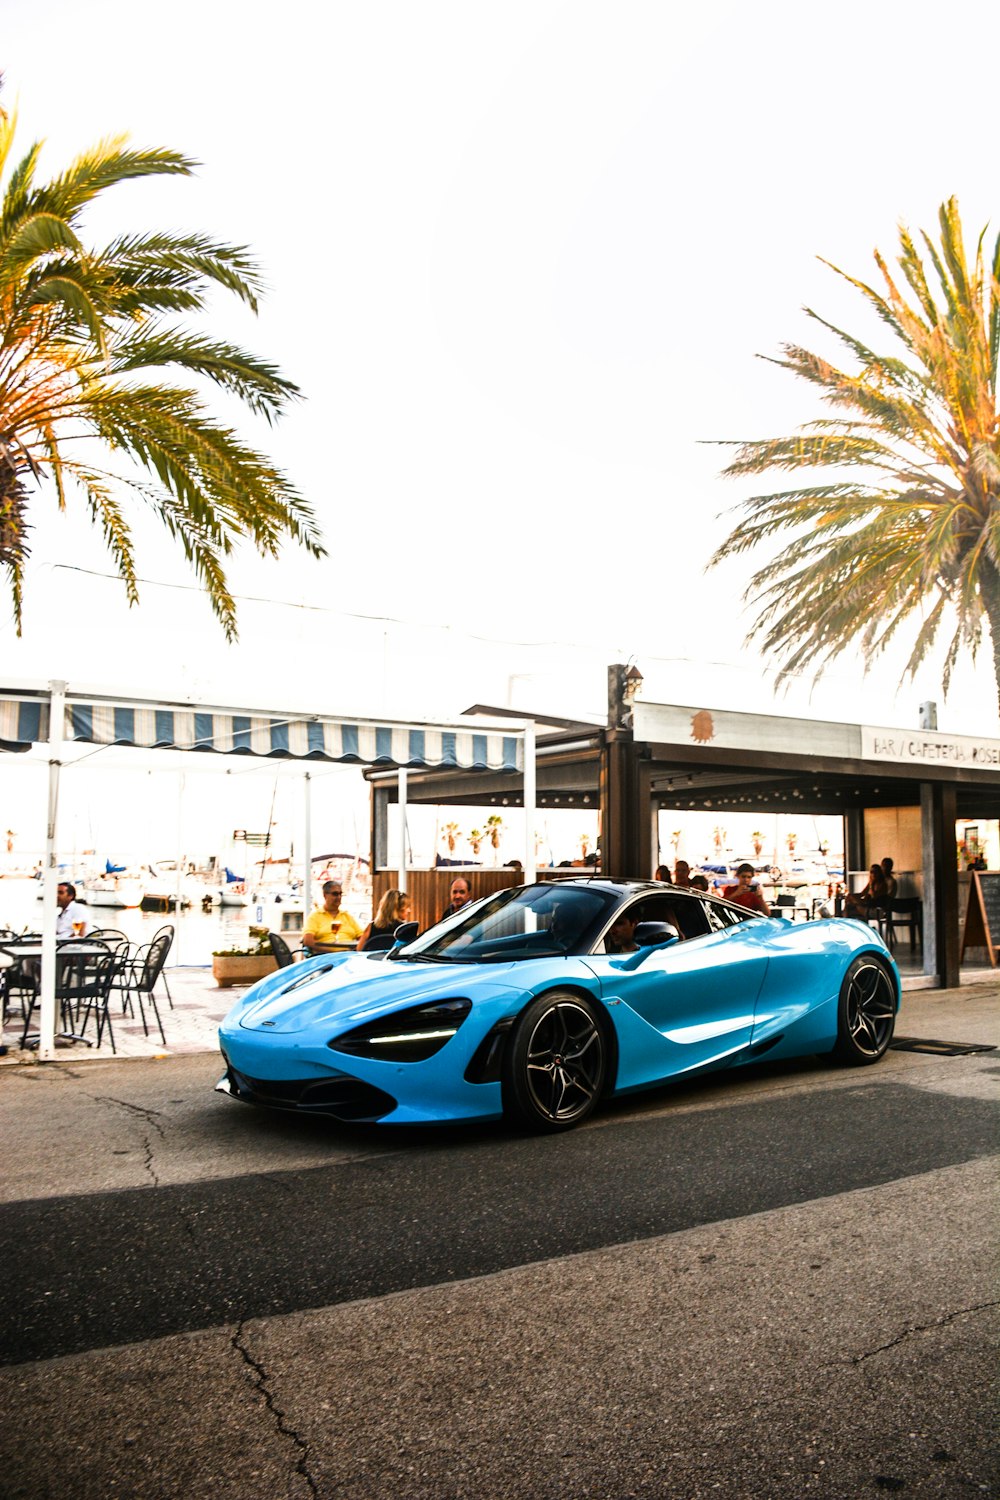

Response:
(960, 872), (1000, 967)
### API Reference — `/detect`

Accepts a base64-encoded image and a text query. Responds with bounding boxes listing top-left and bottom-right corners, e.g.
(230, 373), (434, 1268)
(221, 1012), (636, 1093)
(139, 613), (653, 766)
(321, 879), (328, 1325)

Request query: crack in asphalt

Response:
(92, 1095), (167, 1187)
(850, 1299), (1000, 1365)
(231, 1319), (319, 1498)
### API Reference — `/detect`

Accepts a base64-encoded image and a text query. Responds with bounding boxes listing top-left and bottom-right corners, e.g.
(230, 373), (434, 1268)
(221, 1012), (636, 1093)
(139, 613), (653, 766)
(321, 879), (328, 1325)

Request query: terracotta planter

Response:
(212, 954), (278, 987)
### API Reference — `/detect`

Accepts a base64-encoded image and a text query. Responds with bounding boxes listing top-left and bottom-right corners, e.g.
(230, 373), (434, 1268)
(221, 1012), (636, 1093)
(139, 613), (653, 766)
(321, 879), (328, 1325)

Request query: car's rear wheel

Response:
(502, 992), (607, 1131)
(833, 955), (896, 1064)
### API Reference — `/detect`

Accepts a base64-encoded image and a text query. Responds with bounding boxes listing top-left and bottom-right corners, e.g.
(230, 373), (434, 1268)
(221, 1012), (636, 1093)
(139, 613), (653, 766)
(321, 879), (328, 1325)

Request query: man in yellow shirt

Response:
(302, 879), (364, 952)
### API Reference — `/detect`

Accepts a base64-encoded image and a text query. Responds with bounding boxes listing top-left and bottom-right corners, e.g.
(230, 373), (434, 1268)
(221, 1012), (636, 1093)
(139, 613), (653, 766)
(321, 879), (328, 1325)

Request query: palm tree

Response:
(0, 91), (323, 635)
(710, 198), (1000, 710)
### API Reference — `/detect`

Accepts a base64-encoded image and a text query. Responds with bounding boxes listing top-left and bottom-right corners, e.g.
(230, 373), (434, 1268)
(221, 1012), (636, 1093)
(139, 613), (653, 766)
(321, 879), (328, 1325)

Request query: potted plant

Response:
(752, 831), (764, 858)
(469, 828), (484, 857)
(212, 930), (279, 987)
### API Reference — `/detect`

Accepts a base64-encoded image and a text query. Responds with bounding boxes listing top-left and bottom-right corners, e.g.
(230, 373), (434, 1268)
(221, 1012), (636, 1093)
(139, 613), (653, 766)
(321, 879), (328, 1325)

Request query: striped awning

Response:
(0, 690), (523, 772)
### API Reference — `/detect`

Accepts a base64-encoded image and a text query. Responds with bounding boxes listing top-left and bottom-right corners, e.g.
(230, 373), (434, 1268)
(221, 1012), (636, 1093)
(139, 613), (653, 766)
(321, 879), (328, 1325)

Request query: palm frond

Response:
(108, 327), (300, 420)
(712, 198), (1000, 707)
(101, 231), (266, 311)
(0, 210), (82, 275)
(0, 98), (323, 634)
(38, 140), (194, 221)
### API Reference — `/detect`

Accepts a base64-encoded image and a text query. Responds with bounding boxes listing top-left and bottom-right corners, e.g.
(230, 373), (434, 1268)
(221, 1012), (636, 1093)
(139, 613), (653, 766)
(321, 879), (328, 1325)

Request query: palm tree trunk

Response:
(0, 448), (30, 568)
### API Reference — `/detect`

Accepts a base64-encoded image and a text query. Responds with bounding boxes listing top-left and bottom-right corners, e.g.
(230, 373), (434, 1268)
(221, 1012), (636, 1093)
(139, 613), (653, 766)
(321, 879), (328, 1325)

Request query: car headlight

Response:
(328, 998), (472, 1062)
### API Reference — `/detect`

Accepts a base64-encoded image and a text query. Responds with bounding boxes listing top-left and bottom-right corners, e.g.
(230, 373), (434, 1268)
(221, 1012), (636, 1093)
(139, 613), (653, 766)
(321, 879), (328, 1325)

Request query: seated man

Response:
(302, 880), (364, 952)
(55, 881), (92, 938)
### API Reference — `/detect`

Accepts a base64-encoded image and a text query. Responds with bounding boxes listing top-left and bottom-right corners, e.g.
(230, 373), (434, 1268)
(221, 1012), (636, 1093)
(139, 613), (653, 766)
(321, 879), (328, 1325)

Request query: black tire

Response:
(832, 955), (896, 1064)
(502, 992), (607, 1131)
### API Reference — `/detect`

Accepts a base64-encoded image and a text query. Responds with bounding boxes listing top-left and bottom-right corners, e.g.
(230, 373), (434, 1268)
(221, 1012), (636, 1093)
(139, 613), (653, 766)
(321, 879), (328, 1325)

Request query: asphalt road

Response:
(1, 985), (997, 1499)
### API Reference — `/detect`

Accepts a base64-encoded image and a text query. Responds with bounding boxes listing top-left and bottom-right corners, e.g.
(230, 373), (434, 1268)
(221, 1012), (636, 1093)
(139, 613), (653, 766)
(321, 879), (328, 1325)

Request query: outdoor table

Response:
(1, 940), (112, 1050)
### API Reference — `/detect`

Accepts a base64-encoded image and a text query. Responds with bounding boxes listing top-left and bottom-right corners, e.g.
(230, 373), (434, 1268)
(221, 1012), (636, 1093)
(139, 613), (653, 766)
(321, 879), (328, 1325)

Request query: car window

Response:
(705, 895), (761, 929)
(594, 892), (711, 953)
(667, 894), (711, 939)
(403, 883), (619, 961)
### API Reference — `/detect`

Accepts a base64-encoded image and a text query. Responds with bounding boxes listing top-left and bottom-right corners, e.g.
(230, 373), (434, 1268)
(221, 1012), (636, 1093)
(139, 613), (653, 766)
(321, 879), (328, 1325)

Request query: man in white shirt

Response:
(55, 882), (92, 938)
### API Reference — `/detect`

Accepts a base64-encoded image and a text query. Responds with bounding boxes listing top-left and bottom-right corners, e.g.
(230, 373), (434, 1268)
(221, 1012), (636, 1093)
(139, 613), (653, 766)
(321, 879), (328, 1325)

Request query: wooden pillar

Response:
(600, 664), (650, 880)
(600, 732), (647, 878)
(371, 782), (390, 872)
(638, 756), (655, 880)
(844, 808), (865, 880)
(921, 781), (959, 988)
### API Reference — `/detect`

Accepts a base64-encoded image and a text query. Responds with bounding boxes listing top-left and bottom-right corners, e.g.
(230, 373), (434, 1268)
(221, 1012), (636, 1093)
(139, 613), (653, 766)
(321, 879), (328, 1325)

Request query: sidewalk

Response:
(2, 960), (998, 1067)
(0, 964), (234, 1063)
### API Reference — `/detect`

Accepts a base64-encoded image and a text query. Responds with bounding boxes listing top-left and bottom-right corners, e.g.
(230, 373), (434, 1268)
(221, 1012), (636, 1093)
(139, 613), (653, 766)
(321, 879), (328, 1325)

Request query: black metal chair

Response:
(269, 932), (305, 968)
(882, 897), (923, 952)
(359, 932), (397, 952)
(149, 924), (175, 1008)
(17, 939), (114, 1051)
(89, 928), (129, 945)
(59, 945), (119, 1051)
(1, 942), (37, 1031)
(111, 932), (170, 1045)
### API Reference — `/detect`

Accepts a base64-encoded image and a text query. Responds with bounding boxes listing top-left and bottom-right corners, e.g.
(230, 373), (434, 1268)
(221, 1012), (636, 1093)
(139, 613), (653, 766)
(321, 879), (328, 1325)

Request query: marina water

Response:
(0, 878), (309, 969)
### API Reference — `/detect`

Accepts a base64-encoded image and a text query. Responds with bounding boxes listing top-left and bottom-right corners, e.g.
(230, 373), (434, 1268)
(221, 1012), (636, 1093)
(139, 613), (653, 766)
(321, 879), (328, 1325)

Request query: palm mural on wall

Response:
(711, 198), (1000, 710)
(0, 87), (324, 634)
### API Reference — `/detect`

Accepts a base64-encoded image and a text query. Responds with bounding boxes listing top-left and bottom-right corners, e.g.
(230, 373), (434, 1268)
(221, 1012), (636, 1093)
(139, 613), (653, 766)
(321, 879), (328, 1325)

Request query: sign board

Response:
(861, 727), (1000, 770)
(960, 871), (1000, 967)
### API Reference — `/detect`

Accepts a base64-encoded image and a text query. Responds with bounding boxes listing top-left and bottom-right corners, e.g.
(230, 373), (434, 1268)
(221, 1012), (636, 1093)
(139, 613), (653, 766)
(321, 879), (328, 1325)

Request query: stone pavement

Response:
(1, 958), (997, 1068)
(0, 963), (236, 1063)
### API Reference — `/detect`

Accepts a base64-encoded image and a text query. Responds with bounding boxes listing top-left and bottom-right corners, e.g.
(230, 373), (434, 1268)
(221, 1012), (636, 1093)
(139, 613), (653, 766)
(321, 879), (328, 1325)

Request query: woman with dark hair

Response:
(845, 864), (888, 920)
(357, 888), (412, 952)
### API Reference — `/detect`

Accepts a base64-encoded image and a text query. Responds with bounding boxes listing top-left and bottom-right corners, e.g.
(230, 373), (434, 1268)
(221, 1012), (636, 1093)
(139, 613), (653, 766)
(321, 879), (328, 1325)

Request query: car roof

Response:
(523, 876), (765, 921)
(526, 877), (688, 898)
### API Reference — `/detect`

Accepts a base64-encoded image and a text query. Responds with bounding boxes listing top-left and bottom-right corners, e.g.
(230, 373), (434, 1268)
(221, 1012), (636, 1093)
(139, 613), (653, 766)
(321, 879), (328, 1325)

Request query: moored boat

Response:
(80, 874), (146, 908)
(217, 867), (249, 908)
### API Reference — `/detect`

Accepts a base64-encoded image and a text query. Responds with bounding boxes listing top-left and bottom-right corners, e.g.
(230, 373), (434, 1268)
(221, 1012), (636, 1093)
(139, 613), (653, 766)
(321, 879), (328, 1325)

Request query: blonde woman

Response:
(357, 888), (412, 952)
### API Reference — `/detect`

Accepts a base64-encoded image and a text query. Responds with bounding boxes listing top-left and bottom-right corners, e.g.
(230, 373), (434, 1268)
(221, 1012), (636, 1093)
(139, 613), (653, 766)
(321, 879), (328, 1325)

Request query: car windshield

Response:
(398, 883), (619, 962)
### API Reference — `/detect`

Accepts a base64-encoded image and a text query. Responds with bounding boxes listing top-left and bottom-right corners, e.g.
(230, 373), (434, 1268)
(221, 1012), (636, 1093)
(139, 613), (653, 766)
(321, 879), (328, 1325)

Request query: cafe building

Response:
(368, 665), (1000, 989)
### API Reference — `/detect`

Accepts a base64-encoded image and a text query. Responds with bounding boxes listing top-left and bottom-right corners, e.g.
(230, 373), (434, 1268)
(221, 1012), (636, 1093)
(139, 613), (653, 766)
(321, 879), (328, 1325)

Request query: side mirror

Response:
(612, 922), (679, 972)
(634, 921), (679, 946)
(392, 921), (419, 946)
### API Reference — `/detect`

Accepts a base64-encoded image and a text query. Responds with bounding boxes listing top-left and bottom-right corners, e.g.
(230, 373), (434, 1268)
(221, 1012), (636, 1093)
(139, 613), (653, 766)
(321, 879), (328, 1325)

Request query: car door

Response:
(586, 895), (772, 1090)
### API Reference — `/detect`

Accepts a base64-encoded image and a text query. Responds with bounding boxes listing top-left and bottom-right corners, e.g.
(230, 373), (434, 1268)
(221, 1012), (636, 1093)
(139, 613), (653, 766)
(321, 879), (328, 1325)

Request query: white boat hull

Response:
(82, 879), (145, 908)
(218, 886), (249, 908)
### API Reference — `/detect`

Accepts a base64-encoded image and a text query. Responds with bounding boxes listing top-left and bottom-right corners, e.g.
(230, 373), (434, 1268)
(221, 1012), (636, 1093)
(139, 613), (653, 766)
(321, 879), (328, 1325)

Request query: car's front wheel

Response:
(502, 992), (607, 1131)
(833, 955), (896, 1064)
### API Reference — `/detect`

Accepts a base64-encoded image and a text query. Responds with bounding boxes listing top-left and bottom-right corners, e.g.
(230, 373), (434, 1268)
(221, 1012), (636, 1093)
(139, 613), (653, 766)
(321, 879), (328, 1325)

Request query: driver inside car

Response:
(605, 911), (639, 953)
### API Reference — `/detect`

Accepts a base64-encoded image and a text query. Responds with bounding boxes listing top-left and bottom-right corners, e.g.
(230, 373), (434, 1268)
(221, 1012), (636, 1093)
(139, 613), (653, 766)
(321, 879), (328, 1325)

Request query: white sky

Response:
(1, 1), (998, 862)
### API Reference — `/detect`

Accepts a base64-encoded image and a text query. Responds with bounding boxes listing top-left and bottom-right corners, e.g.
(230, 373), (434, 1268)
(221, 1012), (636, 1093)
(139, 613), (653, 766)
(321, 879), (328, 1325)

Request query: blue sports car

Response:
(216, 878), (900, 1132)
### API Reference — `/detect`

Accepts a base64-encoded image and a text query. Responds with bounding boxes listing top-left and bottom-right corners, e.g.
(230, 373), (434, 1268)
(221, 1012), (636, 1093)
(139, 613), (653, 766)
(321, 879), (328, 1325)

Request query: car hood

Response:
(236, 953), (522, 1034)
